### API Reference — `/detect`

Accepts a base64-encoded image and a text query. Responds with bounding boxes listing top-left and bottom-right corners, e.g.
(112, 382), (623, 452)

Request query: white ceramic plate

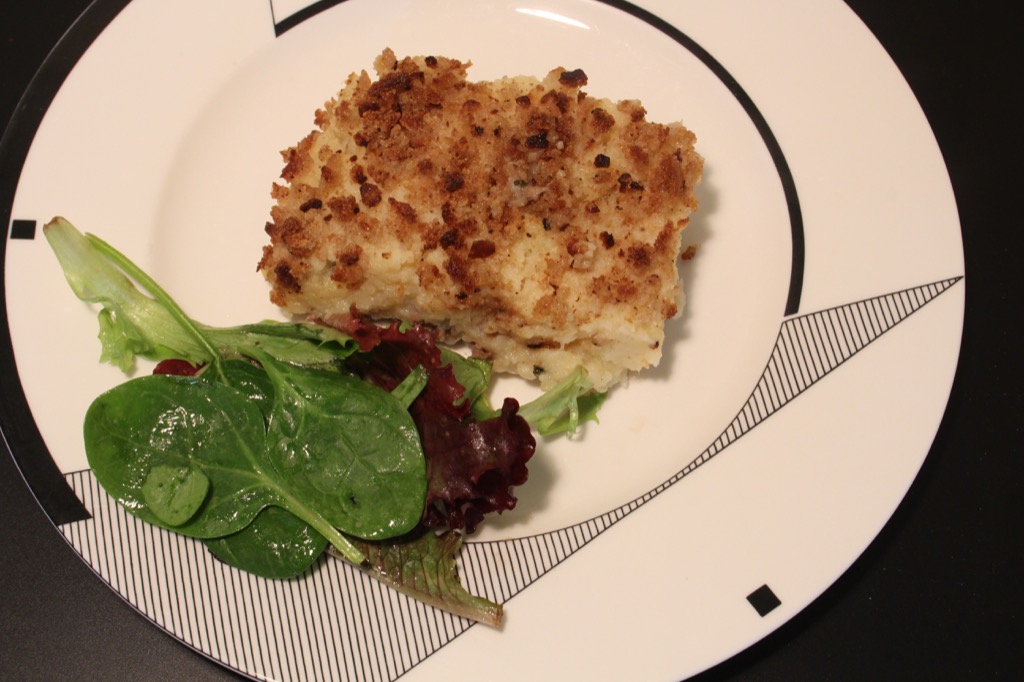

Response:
(1, 1), (963, 680)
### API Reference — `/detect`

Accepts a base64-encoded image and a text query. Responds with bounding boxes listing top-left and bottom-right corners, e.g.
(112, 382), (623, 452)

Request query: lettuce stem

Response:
(84, 233), (228, 383)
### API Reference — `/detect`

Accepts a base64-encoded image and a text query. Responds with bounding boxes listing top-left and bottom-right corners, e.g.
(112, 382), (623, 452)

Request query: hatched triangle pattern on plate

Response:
(680, 276), (964, 474)
(62, 470), (480, 682)
(57, 277), (960, 682)
(456, 277), (963, 606)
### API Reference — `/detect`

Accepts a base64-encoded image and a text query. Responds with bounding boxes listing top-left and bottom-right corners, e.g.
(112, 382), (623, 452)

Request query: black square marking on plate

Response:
(747, 584), (781, 616)
(9, 219), (37, 240)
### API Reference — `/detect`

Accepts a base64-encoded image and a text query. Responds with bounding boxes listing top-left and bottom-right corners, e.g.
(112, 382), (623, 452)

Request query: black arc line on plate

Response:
(1, 0), (951, 677)
(270, 0), (806, 317)
(592, 0), (806, 317)
(56, 277), (960, 682)
(271, 0), (348, 37)
(0, 0), (134, 526)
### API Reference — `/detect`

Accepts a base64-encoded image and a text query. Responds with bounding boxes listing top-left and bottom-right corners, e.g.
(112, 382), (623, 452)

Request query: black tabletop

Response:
(2, 2), (1021, 680)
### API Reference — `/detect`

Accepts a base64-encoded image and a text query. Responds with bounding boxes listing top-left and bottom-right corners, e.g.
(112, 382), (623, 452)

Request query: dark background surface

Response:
(2, 1), (1021, 680)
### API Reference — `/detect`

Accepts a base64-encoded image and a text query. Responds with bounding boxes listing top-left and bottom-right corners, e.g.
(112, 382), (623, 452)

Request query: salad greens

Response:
(517, 366), (608, 436)
(258, 352), (426, 541)
(46, 222), (360, 373)
(83, 343), (417, 565)
(43, 216), (605, 625)
(206, 507), (328, 581)
(346, 530), (504, 628)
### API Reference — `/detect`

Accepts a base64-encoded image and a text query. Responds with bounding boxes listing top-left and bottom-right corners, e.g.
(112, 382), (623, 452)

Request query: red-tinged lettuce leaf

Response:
(342, 320), (469, 418)
(153, 359), (204, 376)
(342, 322), (536, 534)
(336, 530), (502, 627)
(419, 397), (534, 533)
(321, 309), (387, 352)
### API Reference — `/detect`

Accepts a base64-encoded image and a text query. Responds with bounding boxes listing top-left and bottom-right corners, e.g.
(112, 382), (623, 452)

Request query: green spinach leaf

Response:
(84, 373), (367, 564)
(439, 348), (495, 419)
(259, 354), (427, 541)
(140, 463), (210, 526)
(201, 358), (276, 420)
(85, 374), (277, 538)
(205, 506), (327, 579)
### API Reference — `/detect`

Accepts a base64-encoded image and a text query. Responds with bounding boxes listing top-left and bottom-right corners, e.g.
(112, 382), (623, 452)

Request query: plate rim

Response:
(0, 1), (966, 680)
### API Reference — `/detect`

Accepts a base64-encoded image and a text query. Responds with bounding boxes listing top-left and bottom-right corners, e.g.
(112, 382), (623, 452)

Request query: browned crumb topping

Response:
(258, 49), (703, 390)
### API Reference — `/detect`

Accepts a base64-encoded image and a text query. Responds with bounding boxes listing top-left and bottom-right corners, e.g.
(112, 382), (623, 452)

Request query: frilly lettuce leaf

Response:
(516, 367), (607, 437)
(339, 530), (503, 627)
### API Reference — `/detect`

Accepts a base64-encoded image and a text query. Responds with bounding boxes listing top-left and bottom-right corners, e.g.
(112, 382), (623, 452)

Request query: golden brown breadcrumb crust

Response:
(258, 49), (703, 390)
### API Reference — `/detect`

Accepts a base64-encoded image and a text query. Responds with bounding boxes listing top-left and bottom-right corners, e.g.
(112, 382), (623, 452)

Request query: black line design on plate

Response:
(269, 0), (806, 315)
(594, 0), (805, 315)
(56, 278), (961, 682)
(8, 219), (36, 240)
(747, 584), (782, 617)
(271, 0), (348, 37)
